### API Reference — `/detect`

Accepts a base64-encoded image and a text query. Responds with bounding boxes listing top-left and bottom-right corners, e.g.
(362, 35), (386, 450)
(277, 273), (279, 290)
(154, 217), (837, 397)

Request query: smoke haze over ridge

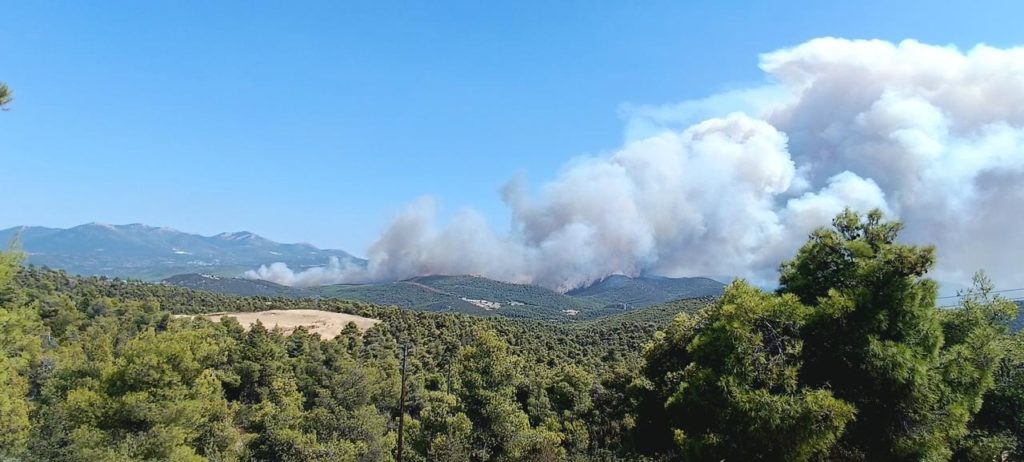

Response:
(247, 38), (1024, 291)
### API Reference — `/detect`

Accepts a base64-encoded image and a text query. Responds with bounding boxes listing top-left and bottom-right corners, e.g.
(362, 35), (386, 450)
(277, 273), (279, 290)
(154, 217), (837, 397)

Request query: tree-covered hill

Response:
(316, 275), (604, 320)
(164, 273), (724, 322)
(162, 273), (299, 297)
(567, 275), (725, 309)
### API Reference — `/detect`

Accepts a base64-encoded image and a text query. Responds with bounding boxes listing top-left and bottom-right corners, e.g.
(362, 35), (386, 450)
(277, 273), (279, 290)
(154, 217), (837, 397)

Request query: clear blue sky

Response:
(2, 0), (1022, 254)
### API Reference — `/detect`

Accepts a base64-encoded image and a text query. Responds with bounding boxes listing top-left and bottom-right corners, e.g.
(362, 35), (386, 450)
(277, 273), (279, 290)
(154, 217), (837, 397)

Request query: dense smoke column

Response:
(249, 38), (1024, 291)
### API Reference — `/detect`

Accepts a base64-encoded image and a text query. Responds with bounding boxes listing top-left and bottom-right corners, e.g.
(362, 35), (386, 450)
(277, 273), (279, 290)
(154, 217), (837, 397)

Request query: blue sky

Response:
(2, 0), (1023, 254)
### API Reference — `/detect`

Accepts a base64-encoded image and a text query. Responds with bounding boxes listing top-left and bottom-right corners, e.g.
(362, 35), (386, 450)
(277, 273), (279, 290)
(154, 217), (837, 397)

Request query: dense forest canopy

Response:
(1, 210), (1023, 461)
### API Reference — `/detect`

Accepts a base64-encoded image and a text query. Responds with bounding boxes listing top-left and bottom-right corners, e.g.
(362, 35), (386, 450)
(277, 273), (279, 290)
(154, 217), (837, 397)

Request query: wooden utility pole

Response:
(396, 344), (409, 462)
(445, 344), (454, 396)
(446, 360), (453, 395)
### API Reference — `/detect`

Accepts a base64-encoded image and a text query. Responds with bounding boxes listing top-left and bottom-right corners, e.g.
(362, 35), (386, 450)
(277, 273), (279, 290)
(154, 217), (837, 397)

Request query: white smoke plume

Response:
(251, 38), (1024, 291)
(244, 256), (364, 288)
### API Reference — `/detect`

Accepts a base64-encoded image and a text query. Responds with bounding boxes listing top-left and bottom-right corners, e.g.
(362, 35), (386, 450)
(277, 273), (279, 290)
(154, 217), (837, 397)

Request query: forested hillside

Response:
(164, 273), (725, 322)
(566, 275), (725, 308)
(2, 210), (1023, 461)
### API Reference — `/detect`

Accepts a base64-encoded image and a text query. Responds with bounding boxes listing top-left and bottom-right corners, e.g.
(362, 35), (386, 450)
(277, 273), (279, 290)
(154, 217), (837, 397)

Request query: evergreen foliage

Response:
(0, 210), (1019, 461)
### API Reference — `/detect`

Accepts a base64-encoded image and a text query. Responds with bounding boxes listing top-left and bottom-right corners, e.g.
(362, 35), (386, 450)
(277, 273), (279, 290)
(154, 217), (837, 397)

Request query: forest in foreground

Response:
(2, 210), (1024, 461)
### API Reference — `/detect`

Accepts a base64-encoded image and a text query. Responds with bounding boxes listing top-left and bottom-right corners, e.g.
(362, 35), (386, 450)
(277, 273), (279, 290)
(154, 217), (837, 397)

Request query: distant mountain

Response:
(567, 274), (726, 308)
(162, 273), (725, 321)
(0, 223), (364, 280)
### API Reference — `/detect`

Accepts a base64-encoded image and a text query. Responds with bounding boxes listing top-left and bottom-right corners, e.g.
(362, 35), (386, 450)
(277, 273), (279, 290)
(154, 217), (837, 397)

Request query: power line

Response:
(939, 296), (1024, 309)
(937, 287), (1024, 300)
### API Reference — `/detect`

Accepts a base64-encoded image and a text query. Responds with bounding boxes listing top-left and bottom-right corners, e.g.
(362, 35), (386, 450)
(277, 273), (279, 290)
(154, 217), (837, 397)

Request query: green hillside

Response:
(315, 275), (605, 320)
(567, 274), (725, 308)
(163, 273), (721, 321)
(162, 273), (299, 297)
(314, 280), (484, 314)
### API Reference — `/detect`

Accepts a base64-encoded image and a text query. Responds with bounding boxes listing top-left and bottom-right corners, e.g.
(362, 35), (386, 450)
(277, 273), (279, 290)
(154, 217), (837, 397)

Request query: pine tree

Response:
(637, 282), (854, 461)
(781, 209), (1004, 461)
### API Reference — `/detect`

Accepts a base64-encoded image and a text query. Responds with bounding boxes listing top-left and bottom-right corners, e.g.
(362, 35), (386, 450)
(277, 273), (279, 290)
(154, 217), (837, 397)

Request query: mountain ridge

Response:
(0, 223), (365, 281)
(2, 222), (728, 321)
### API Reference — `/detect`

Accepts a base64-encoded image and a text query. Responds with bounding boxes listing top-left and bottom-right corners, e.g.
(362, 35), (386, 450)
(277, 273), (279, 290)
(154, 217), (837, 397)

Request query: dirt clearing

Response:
(182, 309), (380, 339)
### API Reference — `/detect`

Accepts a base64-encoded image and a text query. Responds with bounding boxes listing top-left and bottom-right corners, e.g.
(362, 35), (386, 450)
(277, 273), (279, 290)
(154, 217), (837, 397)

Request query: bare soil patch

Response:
(182, 309), (380, 339)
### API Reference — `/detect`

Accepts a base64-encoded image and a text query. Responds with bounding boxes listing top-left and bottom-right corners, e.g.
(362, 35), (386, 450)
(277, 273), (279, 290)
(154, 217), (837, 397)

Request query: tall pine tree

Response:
(781, 209), (1005, 461)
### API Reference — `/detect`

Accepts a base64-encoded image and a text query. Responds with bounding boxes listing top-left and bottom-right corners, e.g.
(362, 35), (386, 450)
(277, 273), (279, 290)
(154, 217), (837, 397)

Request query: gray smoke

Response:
(249, 38), (1024, 291)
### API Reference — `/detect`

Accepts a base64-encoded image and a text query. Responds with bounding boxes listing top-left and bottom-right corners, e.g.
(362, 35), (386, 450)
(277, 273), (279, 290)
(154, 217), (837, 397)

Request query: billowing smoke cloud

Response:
(245, 256), (363, 288)
(250, 38), (1024, 291)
